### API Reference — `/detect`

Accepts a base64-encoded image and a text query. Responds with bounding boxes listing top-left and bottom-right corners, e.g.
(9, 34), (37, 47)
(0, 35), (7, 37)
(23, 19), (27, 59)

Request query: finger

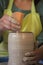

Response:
(25, 52), (36, 57)
(22, 61), (37, 65)
(23, 57), (37, 65)
(1, 15), (19, 25)
(27, 60), (37, 65)
(10, 22), (20, 30)
(23, 57), (36, 62)
(2, 15), (20, 26)
(10, 17), (20, 25)
(10, 26), (20, 32)
(25, 52), (32, 57)
(31, 56), (41, 61)
(5, 16), (20, 30)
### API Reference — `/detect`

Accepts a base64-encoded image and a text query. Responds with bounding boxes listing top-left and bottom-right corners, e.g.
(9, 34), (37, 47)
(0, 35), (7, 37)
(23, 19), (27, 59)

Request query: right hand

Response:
(0, 14), (20, 32)
(23, 45), (43, 65)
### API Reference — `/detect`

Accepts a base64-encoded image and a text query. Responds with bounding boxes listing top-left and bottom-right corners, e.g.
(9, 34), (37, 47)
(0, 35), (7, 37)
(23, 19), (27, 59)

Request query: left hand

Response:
(0, 14), (20, 32)
(23, 45), (43, 64)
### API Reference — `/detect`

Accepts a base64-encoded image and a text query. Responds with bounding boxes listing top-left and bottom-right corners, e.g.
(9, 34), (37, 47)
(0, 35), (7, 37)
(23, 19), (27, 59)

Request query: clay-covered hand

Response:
(0, 14), (20, 32)
(23, 45), (43, 64)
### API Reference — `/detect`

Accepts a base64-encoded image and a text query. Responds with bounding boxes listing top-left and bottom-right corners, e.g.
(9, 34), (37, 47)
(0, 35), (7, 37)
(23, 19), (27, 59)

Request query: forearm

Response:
(37, 31), (43, 47)
(38, 45), (43, 59)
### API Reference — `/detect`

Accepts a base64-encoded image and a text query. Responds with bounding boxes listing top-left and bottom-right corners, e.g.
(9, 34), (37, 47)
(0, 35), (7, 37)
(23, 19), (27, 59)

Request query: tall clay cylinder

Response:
(8, 33), (35, 65)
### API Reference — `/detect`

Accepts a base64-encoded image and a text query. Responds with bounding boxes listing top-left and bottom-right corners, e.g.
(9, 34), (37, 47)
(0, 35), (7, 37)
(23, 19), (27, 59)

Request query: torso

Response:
(11, 0), (32, 24)
(12, 4), (31, 24)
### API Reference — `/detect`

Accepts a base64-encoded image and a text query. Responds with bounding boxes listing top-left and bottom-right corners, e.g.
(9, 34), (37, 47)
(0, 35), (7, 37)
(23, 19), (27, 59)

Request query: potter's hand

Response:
(0, 14), (20, 32)
(23, 46), (43, 64)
